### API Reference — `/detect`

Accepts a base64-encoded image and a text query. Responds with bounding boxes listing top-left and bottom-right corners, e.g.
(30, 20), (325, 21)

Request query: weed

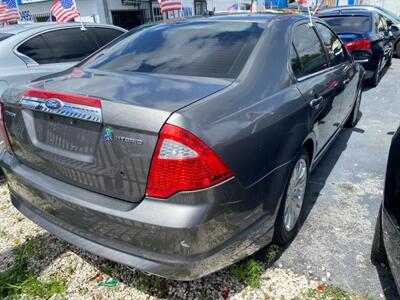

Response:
(304, 284), (356, 300)
(231, 258), (262, 289)
(100, 265), (117, 275)
(265, 245), (280, 266)
(0, 228), (7, 238)
(15, 215), (24, 222)
(199, 289), (207, 300)
(0, 238), (66, 299)
(65, 265), (76, 275)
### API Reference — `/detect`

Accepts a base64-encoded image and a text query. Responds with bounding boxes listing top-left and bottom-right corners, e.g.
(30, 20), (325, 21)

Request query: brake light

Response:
(0, 102), (13, 152)
(146, 124), (233, 199)
(345, 39), (372, 53)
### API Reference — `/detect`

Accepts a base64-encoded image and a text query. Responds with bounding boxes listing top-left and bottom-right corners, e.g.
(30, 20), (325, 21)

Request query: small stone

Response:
(278, 263), (283, 268)
(321, 266), (326, 271)
(306, 265), (311, 270)
(322, 277), (327, 282)
(326, 272), (331, 279)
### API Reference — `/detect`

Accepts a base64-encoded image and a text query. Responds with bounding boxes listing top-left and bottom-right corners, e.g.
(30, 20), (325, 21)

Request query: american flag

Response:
(227, 3), (239, 13)
(50, 0), (80, 23)
(160, 0), (182, 14)
(0, 0), (20, 22)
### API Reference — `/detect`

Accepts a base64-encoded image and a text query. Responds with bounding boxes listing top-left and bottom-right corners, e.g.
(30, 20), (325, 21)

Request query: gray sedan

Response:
(0, 23), (126, 95)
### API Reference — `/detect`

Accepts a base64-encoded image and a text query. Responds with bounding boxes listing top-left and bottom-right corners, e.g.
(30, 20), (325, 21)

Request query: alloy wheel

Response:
(283, 158), (308, 232)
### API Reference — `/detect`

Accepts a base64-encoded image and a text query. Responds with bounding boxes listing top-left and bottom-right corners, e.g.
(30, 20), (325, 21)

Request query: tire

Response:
(273, 149), (309, 245)
(395, 42), (400, 58)
(345, 87), (362, 128)
(386, 53), (393, 67)
(366, 57), (382, 87)
(371, 206), (388, 265)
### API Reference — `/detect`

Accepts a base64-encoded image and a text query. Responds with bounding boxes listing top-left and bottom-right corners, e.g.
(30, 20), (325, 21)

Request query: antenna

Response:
(307, 5), (314, 27)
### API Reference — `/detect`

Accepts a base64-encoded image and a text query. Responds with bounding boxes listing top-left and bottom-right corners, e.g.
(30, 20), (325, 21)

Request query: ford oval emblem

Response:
(45, 99), (63, 110)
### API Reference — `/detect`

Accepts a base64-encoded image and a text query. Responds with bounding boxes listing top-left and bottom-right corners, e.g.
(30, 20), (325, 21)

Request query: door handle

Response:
(310, 96), (323, 108)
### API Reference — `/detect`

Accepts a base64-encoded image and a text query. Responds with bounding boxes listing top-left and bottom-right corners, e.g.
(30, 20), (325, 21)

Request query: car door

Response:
(377, 13), (394, 67)
(315, 22), (358, 122)
(17, 27), (99, 81)
(291, 23), (345, 153)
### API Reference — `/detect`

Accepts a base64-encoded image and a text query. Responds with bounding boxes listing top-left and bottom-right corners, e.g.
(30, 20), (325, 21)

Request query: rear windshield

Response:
(0, 33), (12, 42)
(322, 16), (371, 33)
(85, 21), (264, 79)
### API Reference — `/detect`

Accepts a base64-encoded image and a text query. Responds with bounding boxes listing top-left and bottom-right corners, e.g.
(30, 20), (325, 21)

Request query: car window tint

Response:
(90, 27), (124, 47)
(17, 35), (53, 64)
(41, 28), (98, 63)
(292, 24), (328, 77)
(290, 43), (303, 78)
(86, 21), (264, 79)
(322, 16), (371, 33)
(316, 23), (347, 66)
(0, 33), (12, 42)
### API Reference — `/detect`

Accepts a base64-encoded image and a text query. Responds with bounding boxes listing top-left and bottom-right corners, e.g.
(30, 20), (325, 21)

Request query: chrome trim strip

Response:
(19, 96), (102, 123)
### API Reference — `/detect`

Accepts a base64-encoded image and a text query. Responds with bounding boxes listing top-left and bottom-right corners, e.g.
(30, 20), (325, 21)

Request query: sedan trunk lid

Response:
(2, 69), (231, 202)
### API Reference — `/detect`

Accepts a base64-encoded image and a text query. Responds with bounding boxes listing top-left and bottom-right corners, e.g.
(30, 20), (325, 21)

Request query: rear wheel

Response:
(386, 53), (393, 67)
(273, 149), (309, 245)
(395, 42), (400, 58)
(367, 57), (382, 87)
(345, 87), (362, 128)
(371, 206), (388, 265)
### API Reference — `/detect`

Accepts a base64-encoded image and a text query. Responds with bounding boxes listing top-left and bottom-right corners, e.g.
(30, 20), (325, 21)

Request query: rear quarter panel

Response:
(168, 18), (312, 208)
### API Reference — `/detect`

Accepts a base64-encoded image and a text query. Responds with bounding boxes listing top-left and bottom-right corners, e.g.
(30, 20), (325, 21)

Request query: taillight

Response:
(345, 39), (372, 53)
(146, 124), (233, 199)
(0, 102), (13, 152)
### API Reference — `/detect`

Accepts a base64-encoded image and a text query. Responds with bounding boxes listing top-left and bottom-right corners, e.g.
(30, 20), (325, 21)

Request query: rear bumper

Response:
(1, 151), (284, 280)
(382, 206), (400, 291)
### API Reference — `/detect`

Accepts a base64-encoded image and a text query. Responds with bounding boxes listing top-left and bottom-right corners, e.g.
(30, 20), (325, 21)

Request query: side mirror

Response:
(387, 20), (394, 27)
(391, 25), (400, 32)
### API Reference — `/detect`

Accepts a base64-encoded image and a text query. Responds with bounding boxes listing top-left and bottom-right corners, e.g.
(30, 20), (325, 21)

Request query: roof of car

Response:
(320, 5), (382, 12)
(172, 12), (308, 24)
(0, 22), (125, 35)
(318, 9), (374, 17)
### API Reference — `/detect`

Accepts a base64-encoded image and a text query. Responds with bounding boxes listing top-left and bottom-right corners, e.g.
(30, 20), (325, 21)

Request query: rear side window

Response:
(90, 27), (124, 47)
(292, 24), (328, 77)
(41, 28), (98, 63)
(86, 22), (264, 79)
(17, 35), (53, 64)
(0, 33), (12, 42)
(377, 14), (388, 33)
(322, 16), (371, 33)
(316, 23), (348, 66)
(18, 28), (99, 64)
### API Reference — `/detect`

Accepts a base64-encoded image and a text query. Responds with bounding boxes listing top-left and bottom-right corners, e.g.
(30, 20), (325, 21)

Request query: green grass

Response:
(0, 227), (7, 238)
(265, 245), (280, 266)
(0, 238), (66, 299)
(302, 285), (375, 300)
(231, 258), (262, 289)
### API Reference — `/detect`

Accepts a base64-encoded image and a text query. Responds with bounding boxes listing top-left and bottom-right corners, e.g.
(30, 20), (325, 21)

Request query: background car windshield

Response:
(86, 21), (264, 79)
(322, 16), (371, 33)
(0, 33), (12, 42)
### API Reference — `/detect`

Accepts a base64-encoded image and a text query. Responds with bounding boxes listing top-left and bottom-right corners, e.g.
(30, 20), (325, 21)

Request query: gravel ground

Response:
(0, 182), (363, 299)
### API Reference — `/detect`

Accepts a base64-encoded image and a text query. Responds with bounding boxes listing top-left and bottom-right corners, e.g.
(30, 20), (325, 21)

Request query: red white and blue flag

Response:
(50, 0), (80, 23)
(227, 3), (239, 12)
(159, 0), (182, 14)
(0, 0), (20, 22)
